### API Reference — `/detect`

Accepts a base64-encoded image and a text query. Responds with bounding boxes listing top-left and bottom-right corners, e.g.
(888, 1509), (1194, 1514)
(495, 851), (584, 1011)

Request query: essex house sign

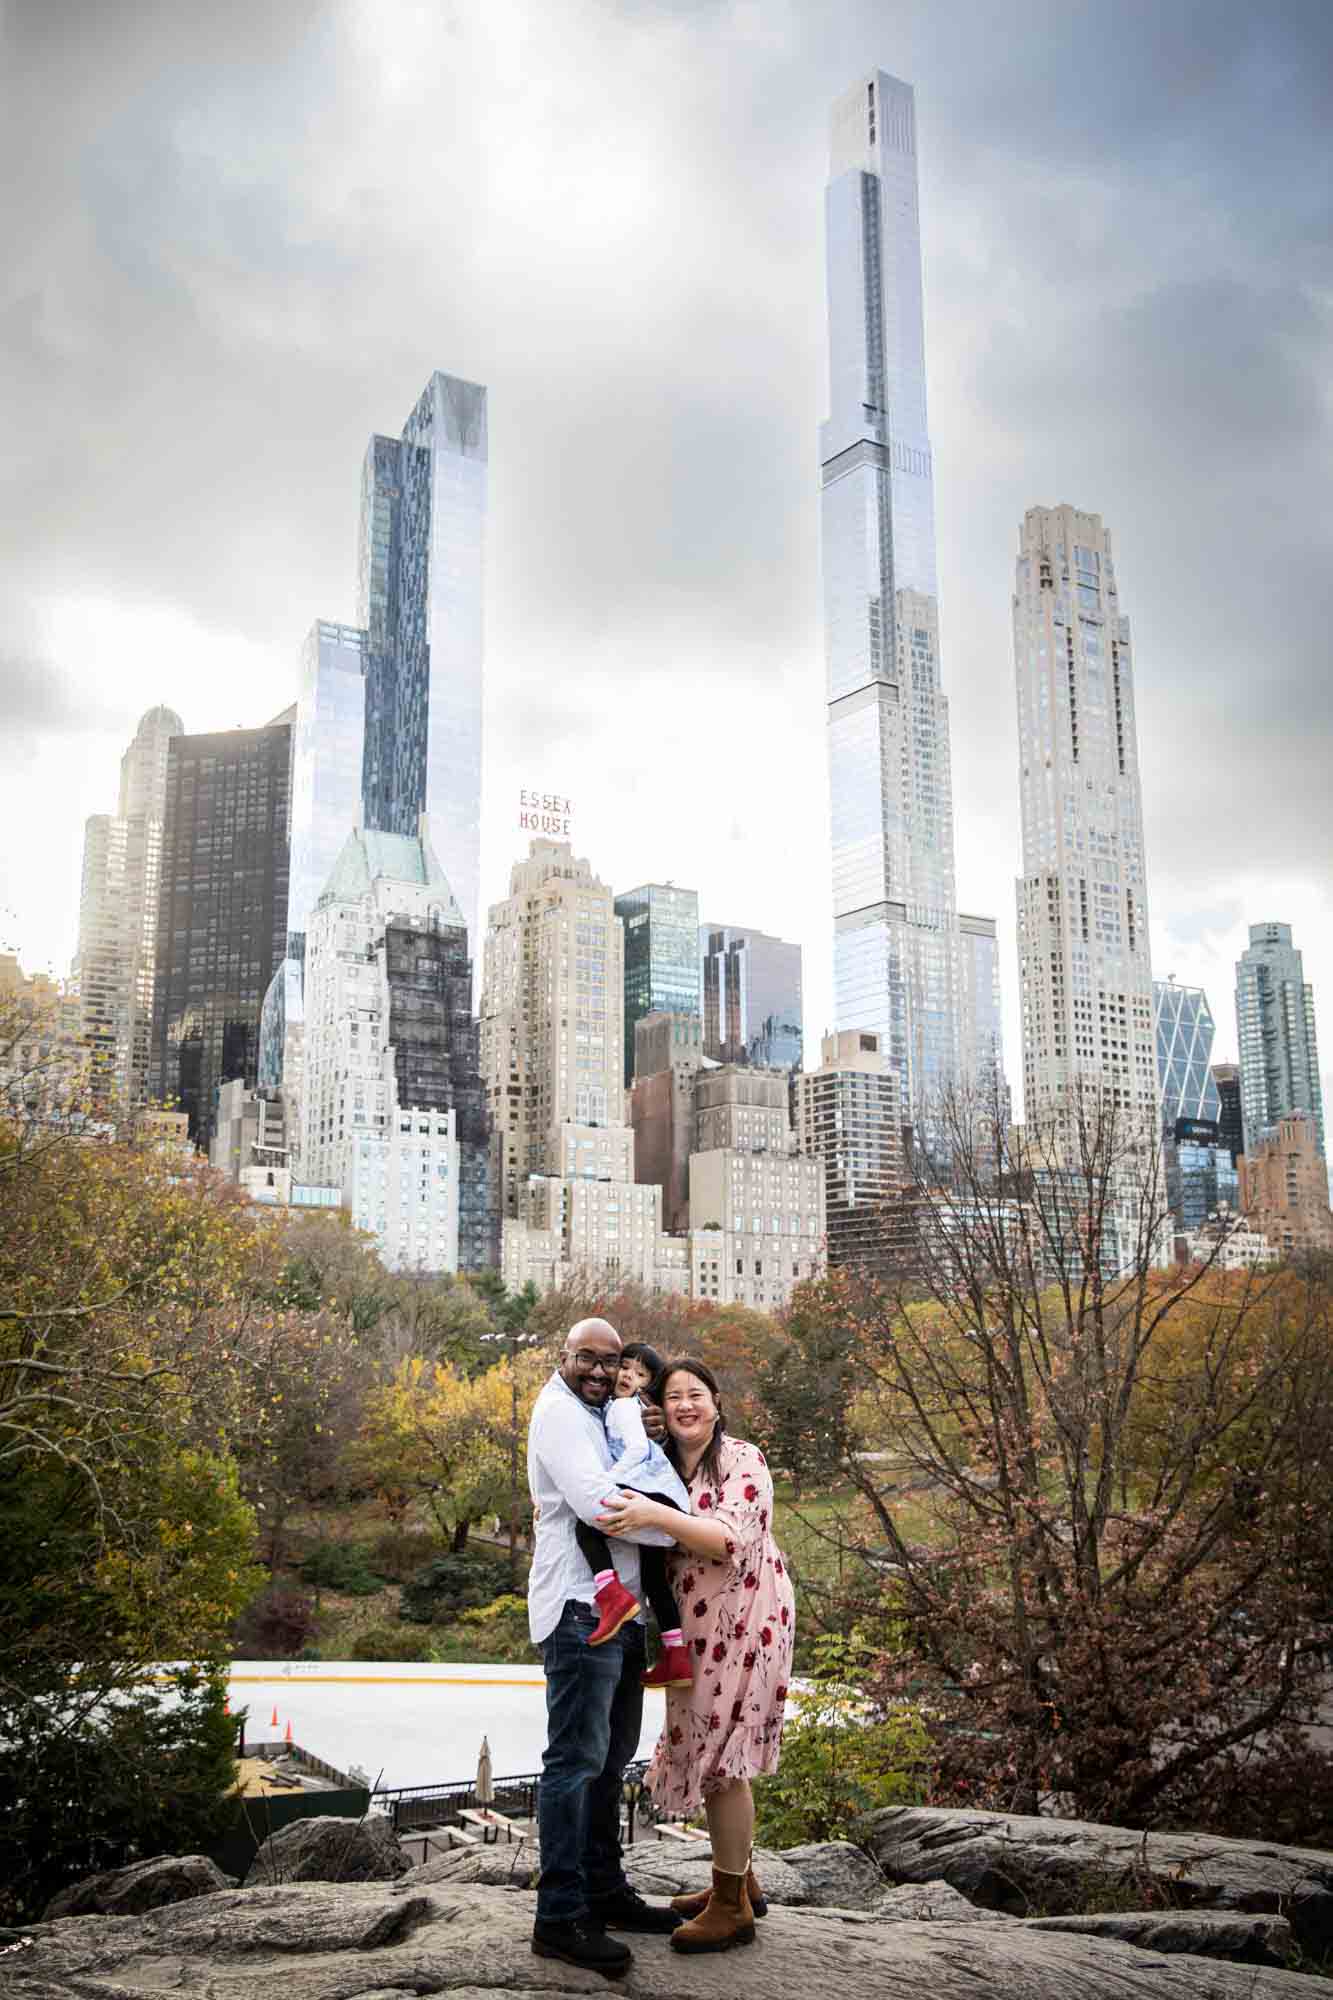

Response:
(518, 789), (574, 839)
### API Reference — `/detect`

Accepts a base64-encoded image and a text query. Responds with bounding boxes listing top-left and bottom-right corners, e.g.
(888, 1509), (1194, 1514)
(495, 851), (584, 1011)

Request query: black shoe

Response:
(588, 1885), (684, 1933)
(532, 1919), (633, 1977)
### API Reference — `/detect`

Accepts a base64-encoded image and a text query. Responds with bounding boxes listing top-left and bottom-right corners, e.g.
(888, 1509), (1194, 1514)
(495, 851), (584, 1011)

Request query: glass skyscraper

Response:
(359, 370), (487, 965)
(615, 883), (700, 1085)
(700, 922), (803, 1072)
(287, 620), (368, 958)
(1154, 980), (1222, 1128)
(821, 73), (977, 1138)
(149, 720), (291, 1143)
(1235, 921), (1324, 1159)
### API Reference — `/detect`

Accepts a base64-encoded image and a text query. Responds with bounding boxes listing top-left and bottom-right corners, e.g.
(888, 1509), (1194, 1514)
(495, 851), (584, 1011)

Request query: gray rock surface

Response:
(402, 1838), (540, 1890)
(243, 1812), (410, 1887)
(4, 1878), (1321, 1999)
(1028, 1909), (1294, 1967)
(858, 1806), (1333, 1953)
(41, 1853), (234, 1919)
(781, 1839), (886, 1908)
(872, 1879), (1001, 1923)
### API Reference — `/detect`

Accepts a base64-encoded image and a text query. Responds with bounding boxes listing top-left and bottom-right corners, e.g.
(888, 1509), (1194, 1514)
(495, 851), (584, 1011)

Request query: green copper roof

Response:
(318, 825), (464, 926)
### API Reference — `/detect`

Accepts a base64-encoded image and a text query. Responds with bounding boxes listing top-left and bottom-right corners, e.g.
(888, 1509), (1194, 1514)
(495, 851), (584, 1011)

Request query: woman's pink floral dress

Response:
(646, 1435), (795, 1815)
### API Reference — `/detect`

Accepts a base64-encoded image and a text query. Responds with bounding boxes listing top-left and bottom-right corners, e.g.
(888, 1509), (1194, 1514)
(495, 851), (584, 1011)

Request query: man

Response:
(527, 1317), (682, 1976)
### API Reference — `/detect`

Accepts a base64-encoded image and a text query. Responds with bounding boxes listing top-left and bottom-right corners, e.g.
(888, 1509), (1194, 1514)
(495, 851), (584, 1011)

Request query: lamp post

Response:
(483, 1319), (541, 1592)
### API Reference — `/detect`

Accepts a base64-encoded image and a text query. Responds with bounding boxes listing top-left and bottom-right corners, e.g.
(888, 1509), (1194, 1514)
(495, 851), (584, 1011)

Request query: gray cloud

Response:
(1, 0), (1331, 1078)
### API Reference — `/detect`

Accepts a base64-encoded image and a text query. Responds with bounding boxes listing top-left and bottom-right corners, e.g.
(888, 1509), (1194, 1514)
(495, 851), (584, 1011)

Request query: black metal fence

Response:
(373, 1759), (653, 1843)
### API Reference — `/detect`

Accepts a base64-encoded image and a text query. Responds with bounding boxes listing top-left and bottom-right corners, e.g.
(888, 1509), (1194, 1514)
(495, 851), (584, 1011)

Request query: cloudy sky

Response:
(2, 0), (1330, 1110)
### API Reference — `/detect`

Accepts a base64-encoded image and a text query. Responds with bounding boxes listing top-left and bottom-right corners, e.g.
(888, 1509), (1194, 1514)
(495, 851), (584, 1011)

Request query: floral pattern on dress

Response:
(645, 1435), (795, 1816)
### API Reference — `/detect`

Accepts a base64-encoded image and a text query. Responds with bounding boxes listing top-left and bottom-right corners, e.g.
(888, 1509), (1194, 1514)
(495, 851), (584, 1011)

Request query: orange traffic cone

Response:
(284, 1719), (293, 1744)
(271, 1707), (278, 1728)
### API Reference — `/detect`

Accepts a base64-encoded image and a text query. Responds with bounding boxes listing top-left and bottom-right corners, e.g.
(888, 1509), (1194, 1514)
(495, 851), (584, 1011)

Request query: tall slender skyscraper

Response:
(1014, 506), (1159, 1148)
(1235, 922), (1324, 1159)
(821, 73), (986, 1139)
(359, 371), (487, 964)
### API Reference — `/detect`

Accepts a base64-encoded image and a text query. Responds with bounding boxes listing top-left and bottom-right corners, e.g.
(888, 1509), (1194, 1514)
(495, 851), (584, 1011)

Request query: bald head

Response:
(560, 1317), (621, 1407)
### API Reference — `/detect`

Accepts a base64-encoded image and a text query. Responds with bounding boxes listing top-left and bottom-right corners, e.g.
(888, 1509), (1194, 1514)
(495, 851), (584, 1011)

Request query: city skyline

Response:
(3, 4), (1330, 1124)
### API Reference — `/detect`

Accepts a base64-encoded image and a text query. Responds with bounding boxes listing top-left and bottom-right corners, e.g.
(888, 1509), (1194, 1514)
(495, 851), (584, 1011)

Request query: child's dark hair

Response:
(619, 1340), (665, 1390)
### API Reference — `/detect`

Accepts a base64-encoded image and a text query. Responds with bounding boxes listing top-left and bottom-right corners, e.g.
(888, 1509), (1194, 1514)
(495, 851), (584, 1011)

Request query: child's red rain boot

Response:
(588, 1574), (640, 1646)
(641, 1642), (695, 1690)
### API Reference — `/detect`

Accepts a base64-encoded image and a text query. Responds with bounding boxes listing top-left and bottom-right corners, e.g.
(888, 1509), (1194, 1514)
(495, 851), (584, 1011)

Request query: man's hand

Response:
(642, 1402), (667, 1442)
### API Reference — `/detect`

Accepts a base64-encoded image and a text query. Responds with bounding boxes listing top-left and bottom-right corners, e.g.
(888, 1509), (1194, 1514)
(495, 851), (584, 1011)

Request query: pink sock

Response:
(661, 1628), (683, 1648)
(594, 1570), (615, 1591)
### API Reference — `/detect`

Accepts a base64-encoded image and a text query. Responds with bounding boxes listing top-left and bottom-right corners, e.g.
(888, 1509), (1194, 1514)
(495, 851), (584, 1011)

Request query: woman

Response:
(596, 1357), (794, 1954)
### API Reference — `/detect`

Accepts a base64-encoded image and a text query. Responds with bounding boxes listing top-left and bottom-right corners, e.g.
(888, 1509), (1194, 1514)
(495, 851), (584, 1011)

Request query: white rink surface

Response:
(228, 1659), (666, 1792)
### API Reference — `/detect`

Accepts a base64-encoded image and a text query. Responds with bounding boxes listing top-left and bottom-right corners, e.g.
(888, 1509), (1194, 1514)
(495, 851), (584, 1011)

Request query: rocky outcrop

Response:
(243, 1813), (410, 1887)
(4, 1878), (1321, 1999)
(780, 1839), (886, 1909)
(858, 1806), (1333, 1954)
(1028, 1909), (1294, 1967)
(42, 1854), (235, 1919)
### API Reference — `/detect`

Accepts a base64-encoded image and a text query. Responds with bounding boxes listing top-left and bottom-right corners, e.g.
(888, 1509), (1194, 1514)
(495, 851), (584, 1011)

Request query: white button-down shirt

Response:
(526, 1371), (674, 1644)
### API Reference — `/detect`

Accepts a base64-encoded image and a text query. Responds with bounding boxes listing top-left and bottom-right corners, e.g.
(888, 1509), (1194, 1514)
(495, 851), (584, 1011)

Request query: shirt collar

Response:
(550, 1369), (607, 1427)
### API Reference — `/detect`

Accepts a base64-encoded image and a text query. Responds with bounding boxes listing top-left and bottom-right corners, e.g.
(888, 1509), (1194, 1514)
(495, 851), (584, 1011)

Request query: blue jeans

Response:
(536, 1598), (645, 1923)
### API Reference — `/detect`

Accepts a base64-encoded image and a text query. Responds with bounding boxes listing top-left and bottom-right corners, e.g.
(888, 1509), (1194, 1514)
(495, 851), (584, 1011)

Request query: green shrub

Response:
(348, 1622), (439, 1662)
(431, 1592), (535, 1664)
(368, 1526), (447, 1582)
(399, 1551), (503, 1625)
(300, 1541), (384, 1596)
(752, 1635), (929, 1848)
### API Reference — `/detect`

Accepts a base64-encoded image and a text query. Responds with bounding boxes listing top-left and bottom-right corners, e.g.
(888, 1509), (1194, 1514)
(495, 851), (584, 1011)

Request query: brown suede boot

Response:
(669, 1867), (756, 1953)
(670, 1864), (767, 1920)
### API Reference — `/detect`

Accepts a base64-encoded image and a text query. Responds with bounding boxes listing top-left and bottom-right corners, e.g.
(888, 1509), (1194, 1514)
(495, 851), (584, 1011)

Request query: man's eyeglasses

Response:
(571, 1351), (620, 1375)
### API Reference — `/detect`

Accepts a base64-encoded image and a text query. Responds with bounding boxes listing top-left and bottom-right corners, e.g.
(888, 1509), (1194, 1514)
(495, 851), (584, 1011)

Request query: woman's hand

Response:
(596, 1490), (663, 1537)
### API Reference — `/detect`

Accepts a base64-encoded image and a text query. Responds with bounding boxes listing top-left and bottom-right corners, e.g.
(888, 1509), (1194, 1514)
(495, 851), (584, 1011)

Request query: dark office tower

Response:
(1212, 1062), (1243, 1165)
(150, 722), (291, 1143)
(383, 918), (498, 1271)
(701, 922), (803, 1072)
(614, 883), (700, 1085)
(358, 371), (487, 966)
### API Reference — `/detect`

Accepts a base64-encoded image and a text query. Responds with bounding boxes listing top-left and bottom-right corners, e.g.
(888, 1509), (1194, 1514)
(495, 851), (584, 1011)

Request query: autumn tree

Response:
(357, 1350), (547, 1554)
(0, 1115), (264, 1917)
(758, 1082), (1333, 1834)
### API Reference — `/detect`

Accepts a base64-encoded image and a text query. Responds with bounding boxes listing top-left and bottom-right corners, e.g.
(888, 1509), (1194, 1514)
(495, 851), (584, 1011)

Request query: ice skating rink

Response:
(228, 1660), (666, 1790)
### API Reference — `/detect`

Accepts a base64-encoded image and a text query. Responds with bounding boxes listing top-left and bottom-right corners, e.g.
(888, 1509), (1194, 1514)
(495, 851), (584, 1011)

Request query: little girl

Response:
(577, 1342), (694, 1690)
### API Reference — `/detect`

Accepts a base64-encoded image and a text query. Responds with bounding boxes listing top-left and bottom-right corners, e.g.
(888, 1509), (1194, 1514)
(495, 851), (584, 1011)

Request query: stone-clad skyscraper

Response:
(821, 73), (996, 1141)
(359, 371), (487, 964)
(76, 705), (182, 1113)
(1013, 506), (1159, 1145)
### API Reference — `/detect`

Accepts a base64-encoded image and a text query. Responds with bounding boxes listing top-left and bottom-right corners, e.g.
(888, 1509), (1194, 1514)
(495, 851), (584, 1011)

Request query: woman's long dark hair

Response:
(654, 1357), (727, 1490)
